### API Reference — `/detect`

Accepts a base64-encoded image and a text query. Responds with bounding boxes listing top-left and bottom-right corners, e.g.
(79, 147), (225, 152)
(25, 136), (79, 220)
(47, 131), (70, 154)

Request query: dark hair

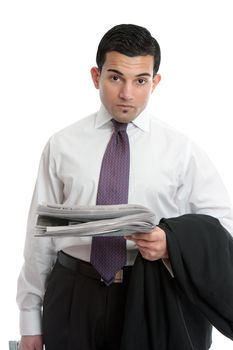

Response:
(96, 24), (161, 76)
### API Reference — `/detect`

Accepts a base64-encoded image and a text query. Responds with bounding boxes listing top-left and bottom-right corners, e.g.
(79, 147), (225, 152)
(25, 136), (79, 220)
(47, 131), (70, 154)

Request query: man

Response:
(17, 24), (233, 350)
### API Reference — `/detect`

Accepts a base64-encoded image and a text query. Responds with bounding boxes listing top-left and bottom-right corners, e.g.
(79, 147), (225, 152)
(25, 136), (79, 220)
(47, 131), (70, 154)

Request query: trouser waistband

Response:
(57, 250), (132, 283)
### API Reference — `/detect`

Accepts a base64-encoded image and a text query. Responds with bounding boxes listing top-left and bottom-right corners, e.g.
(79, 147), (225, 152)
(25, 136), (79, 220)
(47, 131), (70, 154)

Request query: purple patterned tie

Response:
(90, 119), (130, 285)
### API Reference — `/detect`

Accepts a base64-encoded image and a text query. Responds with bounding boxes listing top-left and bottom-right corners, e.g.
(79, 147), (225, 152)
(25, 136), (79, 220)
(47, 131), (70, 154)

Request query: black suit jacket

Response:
(120, 214), (233, 350)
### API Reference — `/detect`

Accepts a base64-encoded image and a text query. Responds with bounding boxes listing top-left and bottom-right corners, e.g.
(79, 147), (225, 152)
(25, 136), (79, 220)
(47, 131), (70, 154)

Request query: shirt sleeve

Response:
(16, 138), (64, 335)
(176, 140), (233, 235)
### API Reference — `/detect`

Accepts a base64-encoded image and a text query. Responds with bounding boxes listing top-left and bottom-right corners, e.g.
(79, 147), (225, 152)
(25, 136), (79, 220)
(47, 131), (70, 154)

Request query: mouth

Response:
(116, 104), (134, 109)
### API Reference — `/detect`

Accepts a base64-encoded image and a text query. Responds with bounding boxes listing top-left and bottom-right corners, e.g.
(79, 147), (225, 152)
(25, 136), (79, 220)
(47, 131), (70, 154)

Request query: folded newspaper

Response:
(35, 203), (156, 237)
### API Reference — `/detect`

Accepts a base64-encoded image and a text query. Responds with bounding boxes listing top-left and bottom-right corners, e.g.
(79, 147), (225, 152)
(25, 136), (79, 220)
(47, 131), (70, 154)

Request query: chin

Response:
(113, 116), (133, 124)
(113, 112), (138, 124)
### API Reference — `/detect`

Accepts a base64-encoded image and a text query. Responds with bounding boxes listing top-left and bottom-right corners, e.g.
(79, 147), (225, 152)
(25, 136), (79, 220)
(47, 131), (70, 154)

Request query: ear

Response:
(151, 74), (161, 93)
(91, 67), (101, 89)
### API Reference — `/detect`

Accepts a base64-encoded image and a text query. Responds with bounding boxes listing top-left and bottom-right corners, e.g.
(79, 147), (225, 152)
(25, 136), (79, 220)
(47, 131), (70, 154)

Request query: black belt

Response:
(57, 250), (132, 283)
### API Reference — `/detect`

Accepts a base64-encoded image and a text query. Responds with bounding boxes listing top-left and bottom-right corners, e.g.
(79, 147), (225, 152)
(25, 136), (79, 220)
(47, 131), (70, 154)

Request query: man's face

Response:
(91, 51), (161, 123)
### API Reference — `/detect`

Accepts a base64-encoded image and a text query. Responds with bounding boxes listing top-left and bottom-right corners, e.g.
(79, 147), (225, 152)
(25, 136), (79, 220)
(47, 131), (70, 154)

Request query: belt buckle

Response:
(113, 270), (123, 283)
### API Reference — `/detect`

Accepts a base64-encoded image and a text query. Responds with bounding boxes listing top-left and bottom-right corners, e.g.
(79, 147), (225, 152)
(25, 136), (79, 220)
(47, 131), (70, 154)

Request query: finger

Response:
(124, 234), (146, 241)
(138, 247), (159, 261)
(135, 240), (155, 248)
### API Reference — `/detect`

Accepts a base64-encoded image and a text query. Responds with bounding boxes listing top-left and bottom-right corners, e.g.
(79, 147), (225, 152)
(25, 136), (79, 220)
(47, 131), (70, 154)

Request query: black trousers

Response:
(43, 253), (132, 350)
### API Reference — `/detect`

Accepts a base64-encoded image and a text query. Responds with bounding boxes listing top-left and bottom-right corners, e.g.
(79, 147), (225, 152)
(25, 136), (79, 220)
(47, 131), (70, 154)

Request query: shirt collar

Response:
(95, 104), (150, 132)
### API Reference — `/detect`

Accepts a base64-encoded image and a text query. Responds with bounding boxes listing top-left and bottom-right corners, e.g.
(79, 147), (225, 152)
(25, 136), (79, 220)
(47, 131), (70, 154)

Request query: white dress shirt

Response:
(17, 105), (233, 335)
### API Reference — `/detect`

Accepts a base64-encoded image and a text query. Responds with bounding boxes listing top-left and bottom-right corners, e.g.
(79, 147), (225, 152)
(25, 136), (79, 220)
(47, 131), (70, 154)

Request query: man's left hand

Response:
(125, 226), (168, 261)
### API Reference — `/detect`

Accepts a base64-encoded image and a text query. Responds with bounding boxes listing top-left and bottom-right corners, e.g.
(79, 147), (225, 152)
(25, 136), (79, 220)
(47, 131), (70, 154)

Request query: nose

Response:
(119, 82), (133, 101)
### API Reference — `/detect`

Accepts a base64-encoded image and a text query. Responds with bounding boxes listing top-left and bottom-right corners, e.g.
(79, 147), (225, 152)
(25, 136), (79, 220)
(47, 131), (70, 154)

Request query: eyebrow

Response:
(107, 69), (152, 77)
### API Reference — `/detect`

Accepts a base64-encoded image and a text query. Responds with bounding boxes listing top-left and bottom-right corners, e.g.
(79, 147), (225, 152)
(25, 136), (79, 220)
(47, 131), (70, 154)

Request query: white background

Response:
(0, 0), (233, 348)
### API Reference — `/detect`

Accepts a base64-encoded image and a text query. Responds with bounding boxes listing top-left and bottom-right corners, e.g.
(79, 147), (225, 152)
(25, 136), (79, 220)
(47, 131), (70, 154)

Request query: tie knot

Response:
(112, 119), (128, 132)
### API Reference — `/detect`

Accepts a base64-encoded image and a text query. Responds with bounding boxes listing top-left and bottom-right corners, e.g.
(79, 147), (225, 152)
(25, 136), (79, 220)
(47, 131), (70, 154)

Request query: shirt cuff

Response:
(20, 310), (42, 335)
(162, 258), (174, 277)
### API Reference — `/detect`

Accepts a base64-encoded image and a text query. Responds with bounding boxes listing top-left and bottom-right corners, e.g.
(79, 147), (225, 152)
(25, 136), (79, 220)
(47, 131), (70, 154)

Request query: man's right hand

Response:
(19, 335), (43, 350)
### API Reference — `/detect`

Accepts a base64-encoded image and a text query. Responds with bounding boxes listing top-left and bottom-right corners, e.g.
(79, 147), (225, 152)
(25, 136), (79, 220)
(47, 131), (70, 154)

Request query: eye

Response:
(137, 78), (147, 85)
(111, 75), (120, 82)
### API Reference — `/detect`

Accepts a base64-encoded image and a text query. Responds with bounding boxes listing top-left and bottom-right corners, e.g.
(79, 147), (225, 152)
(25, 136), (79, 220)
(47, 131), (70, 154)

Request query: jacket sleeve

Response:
(160, 214), (233, 340)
